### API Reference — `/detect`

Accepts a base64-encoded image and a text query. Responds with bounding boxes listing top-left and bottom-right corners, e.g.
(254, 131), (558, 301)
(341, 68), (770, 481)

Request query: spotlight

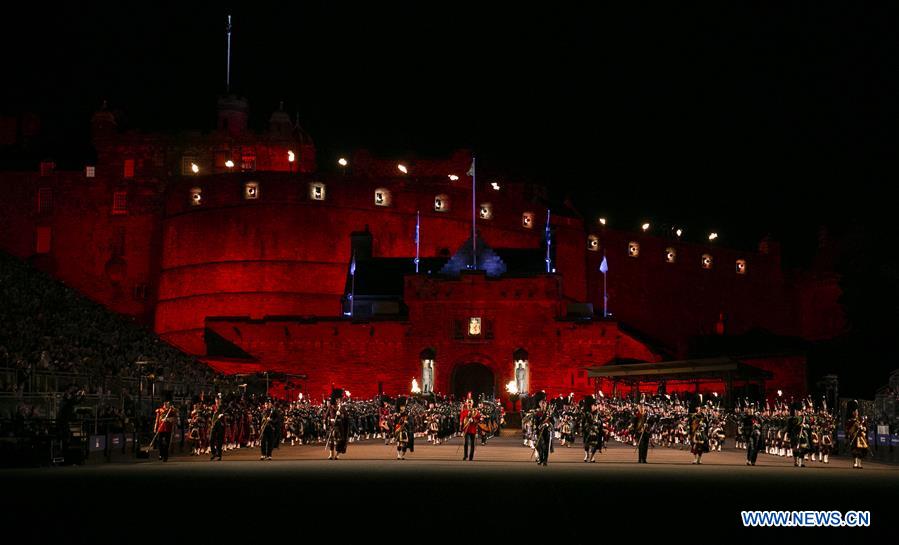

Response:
(190, 163), (199, 174)
(287, 150), (295, 163)
(708, 232), (718, 241)
(338, 157), (348, 167)
(448, 174), (459, 181)
(224, 160), (234, 168)
(641, 222), (650, 232)
(397, 164), (408, 174)
(599, 217), (607, 226)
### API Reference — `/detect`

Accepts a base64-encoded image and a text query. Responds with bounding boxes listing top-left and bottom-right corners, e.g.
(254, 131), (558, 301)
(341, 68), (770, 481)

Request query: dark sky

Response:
(3, 1), (898, 255)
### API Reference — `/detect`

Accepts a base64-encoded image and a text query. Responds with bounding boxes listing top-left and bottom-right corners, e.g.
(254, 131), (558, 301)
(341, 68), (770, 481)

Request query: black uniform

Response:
(209, 409), (225, 460)
(632, 408), (650, 463)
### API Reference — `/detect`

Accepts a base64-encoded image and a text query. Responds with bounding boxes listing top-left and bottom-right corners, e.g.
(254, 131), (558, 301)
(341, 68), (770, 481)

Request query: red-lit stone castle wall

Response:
(0, 112), (845, 400)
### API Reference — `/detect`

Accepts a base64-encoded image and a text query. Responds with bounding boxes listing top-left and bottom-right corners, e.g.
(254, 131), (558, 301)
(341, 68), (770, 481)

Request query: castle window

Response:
(434, 194), (450, 212)
(522, 212), (534, 229)
(702, 254), (713, 269)
(214, 149), (232, 170)
(309, 182), (326, 201)
(665, 247), (677, 263)
(628, 241), (640, 258)
(37, 188), (52, 214)
(39, 161), (55, 176)
(190, 187), (202, 206)
(479, 203), (493, 220)
(736, 259), (747, 274)
(240, 150), (256, 171)
(181, 156), (198, 175)
(112, 191), (128, 215)
(35, 226), (51, 254)
(85, 166), (96, 178)
(123, 159), (135, 178)
(244, 181), (259, 200)
(374, 188), (392, 207)
(587, 234), (600, 252)
(132, 283), (147, 301)
(468, 317), (482, 337)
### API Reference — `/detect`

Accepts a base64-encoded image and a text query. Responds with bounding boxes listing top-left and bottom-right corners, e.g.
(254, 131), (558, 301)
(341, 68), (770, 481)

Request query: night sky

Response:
(3, 2), (898, 392)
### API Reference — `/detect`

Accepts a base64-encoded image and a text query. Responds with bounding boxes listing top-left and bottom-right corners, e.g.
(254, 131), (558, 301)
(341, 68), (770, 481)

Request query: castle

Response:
(0, 92), (845, 404)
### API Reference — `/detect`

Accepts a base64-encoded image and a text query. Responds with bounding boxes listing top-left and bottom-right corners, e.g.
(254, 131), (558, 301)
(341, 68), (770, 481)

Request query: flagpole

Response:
(603, 265), (608, 318)
(471, 156), (477, 269)
(545, 209), (552, 273)
(414, 210), (420, 274)
(350, 250), (356, 317)
(598, 253), (609, 318)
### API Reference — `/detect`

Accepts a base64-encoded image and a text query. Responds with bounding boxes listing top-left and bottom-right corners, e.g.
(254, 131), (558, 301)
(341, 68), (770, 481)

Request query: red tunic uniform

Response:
(459, 408), (480, 435)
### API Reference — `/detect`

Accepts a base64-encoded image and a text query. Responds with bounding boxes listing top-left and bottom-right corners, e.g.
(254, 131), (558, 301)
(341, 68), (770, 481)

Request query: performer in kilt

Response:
(741, 404), (762, 466)
(845, 399), (869, 469)
(533, 392), (553, 466)
(581, 396), (604, 463)
(689, 399), (709, 465)
(394, 397), (414, 460)
(785, 401), (811, 467)
(327, 389), (349, 460)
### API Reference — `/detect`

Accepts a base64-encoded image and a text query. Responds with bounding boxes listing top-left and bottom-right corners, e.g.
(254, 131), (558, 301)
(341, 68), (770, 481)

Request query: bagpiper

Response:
(327, 389), (349, 460)
(394, 397), (414, 460)
(785, 401), (810, 468)
(689, 399), (709, 465)
(845, 399), (869, 469)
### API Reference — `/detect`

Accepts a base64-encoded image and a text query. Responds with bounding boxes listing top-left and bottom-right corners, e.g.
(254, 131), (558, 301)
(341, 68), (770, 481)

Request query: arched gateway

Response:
(451, 363), (495, 401)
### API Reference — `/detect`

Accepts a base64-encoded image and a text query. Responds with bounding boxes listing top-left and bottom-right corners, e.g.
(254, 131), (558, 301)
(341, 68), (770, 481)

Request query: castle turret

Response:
(217, 94), (249, 136)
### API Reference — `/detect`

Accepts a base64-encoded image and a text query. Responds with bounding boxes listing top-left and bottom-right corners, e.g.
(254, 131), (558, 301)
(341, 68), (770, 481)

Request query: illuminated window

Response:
(123, 159), (135, 178)
(190, 187), (202, 206)
(374, 188), (392, 207)
(468, 317), (482, 336)
(181, 156), (198, 175)
(85, 166), (96, 178)
(112, 191), (128, 214)
(479, 203), (493, 220)
(309, 182), (326, 201)
(35, 227), (51, 254)
(214, 149), (232, 170)
(628, 241), (640, 258)
(587, 235), (600, 252)
(665, 247), (677, 263)
(702, 254), (713, 269)
(240, 150), (256, 171)
(37, 188), (52, 214)
(522, 212), (534, 229)
(434, 194), (450, 212)
(736, 259), (747, 274)
(244, 181), (259, 200)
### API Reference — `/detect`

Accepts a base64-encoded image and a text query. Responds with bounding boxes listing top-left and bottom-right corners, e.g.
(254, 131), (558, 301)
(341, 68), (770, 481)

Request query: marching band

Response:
(149, 389), (869, 471)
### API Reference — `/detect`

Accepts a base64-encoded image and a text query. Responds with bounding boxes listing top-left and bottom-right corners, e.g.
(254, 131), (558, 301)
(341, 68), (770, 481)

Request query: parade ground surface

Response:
(3, 434), (897, 542)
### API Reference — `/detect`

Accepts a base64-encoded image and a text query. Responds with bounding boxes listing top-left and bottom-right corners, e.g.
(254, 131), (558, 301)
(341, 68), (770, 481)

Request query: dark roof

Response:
(344, 257), (446, 297)
(343, 248), (549, 298)
(586, 357), (774, 382)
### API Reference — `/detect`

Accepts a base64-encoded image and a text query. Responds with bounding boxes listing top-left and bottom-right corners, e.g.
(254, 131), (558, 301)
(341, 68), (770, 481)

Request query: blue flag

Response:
(599, 256), (608, 274)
